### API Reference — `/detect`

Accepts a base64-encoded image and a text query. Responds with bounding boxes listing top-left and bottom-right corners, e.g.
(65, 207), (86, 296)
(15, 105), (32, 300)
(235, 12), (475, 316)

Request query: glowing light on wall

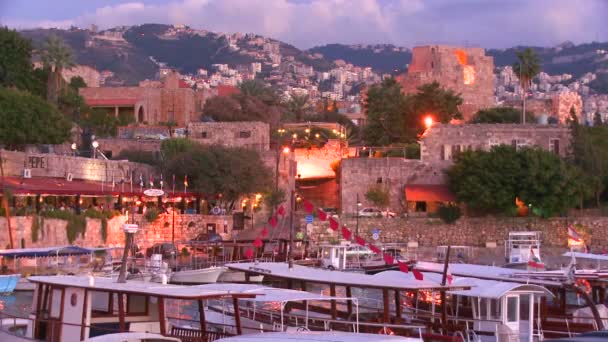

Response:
(454, 49), (476, 85)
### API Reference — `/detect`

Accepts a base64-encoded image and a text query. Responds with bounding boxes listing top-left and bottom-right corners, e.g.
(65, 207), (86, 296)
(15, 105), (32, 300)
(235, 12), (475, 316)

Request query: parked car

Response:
(358, 208), (396, 218)
(146, 243), (177, 258)
(321, 207), (339, 219)
(190, 232), (222, 243)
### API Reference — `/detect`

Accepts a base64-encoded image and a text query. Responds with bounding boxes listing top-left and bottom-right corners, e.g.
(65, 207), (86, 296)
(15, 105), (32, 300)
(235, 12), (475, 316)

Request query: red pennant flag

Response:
(260, 227), (268, 238)
(277, 205), (285, 216)
(317, 208), (327, 221)
(341, 226), (352, 240)
(413, 268), (424, 281)
(383, 253), (394, 265)
(355, 235), (366, 246)
(253, 237), (263, 248)
(303, 199), (314, 214)
(398, 261), (409, 273)
(447, 273), (453, 285)
(269, 215), (278, 228)
(244, 247), (254, 259)
(329, 217), (339, 230)
(369, 244), (381, 254)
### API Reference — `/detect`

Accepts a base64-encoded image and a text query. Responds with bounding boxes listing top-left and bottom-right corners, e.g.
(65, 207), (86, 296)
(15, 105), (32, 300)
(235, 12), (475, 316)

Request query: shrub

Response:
(40, 210), (86, 243)
(437, 204), (462, 224)
(31, 215), (41, 242)
(181, 247), (190, 256)
(144, 207), (160, 222)
(365, 185), (390, 208)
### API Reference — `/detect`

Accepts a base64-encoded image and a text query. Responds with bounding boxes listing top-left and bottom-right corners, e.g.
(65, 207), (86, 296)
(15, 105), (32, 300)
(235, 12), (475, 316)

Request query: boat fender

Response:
(378, 327), (395, 335)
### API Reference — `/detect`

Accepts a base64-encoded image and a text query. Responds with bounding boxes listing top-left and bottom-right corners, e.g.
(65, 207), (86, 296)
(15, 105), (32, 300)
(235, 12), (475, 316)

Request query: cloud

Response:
(2, 0), (606, 49)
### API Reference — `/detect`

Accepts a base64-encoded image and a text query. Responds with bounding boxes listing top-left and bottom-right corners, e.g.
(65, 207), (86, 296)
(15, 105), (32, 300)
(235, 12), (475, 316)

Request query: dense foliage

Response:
(0, 87), (71, 148)
(569, 119), (608, 206)
(365, 184), (390, 208)
(447, 146), (586, 217)
(437, 204), (462, 224)
(364, 79), (463, 145)
(469, 107), (536, 124)
(0, 27), (40, 93)
(164, 144), (273, 211)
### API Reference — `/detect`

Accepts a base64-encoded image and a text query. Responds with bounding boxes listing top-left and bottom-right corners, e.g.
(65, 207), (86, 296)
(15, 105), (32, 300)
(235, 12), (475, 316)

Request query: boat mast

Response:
(440, 245), (451, 332)
(0, 150), (14, 249)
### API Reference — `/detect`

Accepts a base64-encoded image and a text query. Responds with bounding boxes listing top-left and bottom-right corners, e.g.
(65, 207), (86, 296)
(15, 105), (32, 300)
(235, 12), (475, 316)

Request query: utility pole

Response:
(288, 189), (295, 269)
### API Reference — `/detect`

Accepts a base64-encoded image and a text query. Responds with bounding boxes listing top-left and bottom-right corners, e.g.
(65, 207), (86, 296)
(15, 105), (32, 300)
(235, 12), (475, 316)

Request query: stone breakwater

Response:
(304, 216), (608, 250)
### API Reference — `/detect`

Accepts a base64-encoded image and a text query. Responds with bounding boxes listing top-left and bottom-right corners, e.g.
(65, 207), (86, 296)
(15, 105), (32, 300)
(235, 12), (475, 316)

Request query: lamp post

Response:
(356, 194), (362, 237)
(92, 140), (99, 159)
(71, 143), (77, 156)
(117, 212), (138, 283)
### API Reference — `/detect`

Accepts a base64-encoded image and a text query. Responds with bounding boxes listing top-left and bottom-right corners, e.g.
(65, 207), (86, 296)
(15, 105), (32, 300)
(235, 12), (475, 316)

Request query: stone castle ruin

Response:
(397, 45), (495, 120)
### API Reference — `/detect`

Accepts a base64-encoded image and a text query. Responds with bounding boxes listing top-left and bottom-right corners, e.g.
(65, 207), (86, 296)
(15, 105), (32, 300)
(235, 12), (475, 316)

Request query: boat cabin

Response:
(12, 275), (258, 342)
(318, 243), (376, 270)
(504, 232), (541, 265)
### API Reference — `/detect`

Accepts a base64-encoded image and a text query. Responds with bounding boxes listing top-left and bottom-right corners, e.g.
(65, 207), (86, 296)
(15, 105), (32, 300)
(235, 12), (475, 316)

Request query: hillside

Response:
(308, 44), (411, 74)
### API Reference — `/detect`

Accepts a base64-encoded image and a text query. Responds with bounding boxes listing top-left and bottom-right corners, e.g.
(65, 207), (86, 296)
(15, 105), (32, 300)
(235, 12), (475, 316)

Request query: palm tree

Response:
(513, 48), (541, 124)
(41, 35), (75, 103)
(286, 93), (310, 122)
(238, 79), (277, 106)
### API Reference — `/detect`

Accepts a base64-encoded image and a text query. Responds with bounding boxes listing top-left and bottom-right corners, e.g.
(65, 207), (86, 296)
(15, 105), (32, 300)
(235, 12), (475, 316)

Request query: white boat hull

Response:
(218, 270), (264, 283)
(171, 267), (225, 284)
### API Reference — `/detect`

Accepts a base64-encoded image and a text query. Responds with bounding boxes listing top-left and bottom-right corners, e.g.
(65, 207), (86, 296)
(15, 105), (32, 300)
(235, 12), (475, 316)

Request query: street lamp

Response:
(424, 115), (434, 129)
(92, 140), (99, 159)
(70, 143), (77, 156)
(356, 194), (362, 237)
(117, 213), (138, 283)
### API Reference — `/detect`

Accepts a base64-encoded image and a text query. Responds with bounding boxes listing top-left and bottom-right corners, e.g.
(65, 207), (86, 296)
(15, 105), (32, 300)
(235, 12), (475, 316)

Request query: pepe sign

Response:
(143, 189), (165, 197)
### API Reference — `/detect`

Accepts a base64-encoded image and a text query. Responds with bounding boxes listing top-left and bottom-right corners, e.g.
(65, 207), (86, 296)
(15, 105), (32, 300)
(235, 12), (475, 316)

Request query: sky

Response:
(1, 0), (607, 49)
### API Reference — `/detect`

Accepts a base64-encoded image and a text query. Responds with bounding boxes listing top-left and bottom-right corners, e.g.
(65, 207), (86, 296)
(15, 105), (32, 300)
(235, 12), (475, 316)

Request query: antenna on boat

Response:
(440, 245), (451, 332)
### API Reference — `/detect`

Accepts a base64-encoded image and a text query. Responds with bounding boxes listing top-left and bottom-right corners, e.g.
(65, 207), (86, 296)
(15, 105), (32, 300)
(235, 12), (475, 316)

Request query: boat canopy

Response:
(226, 262), (470, 291)
(0, 246), (118, 258)
(563, 251), (608, 261)
(194, 283), (352, 302)
(28, 275), (259, 300)
(216, 331), (415, 341)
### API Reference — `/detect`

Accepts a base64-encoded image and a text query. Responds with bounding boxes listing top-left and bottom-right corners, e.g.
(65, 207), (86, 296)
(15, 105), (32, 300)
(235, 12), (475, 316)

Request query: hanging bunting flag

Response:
(329, 217), (339, 230)
(244, 247), (254, 259)
(341, 226), (352, 240)
(269, 215), (278, 228)
(398, 261), (409, 273)
(317, 208), (327, 221)
(383, 253), (394, 265)
(184, 175), (189, 187)
(413, 268), (424, 281)
(447, 269), (453, 285)
(261, 227), (268, 238)
(277, 205), (286, 216)
(369, 244), (381, 254)
(355, 235), (366, 246)
(303, 199), (314, 214)
(253, 237), (263, 248)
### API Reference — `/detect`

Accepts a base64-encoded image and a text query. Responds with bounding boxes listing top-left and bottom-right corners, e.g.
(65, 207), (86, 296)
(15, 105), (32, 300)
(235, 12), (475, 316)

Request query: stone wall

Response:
(307, 216), (608, 250)
(397, 45), (495, 120)
(187, 121), (270, 152)
(340, 158), (446, 215)
(419, 123), (572, 161)
(97, 139), (161, 158)
(0, 150), (155, 183)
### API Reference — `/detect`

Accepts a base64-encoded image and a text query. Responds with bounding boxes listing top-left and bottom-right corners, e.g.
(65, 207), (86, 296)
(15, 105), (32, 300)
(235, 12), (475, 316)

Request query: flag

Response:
(253, 237), (263, 248)
(398, 261), (409, 273)
(568, 226), (583, 242)
(447, 268), (453, 285)
(244, 247), (254, 259)
(160, 174), (164, 189)
(413, 268), (424, 281)
(139, 174), (144, 188)
(369, 244), (381, 254)
(269, 215), (278, 228)
(149, 174), (154, 188)
(277, 205), (285, 216)
(355, 235), (366, 246)
(528, 247), (544, 269)
(383, 253), (394, 265)
(341, 226), (351, 240)
(317, 208), (327, 221)
(261, 227), (268, 238)
(303, 199), (314, 214)
(329, 217), (339, 230)
(184, 175), (188, 187)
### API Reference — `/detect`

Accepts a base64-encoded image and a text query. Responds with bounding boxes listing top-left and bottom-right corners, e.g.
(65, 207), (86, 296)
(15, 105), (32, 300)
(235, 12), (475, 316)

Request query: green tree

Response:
(570, 123), (608, 207)
(160, 138), (197, 159)
(57, 77), (88, 122)
(238, 80), (278, 106)
(40, 35), (75, 103)
(365, 184), (390, 208)
(363, 78), (408, 145)
(202, 93), (282, 125)
(470, 107), (535, 124)
(80, 108), (118, 137)
(0, 87), (71, 149)
(68, 76), (87, 90)
(447, 145), (585, 217)
(364, 80), (463, 145)
(285, 94), (311, 122)
(513, 48), (541, 124)
(0, 27), (41, 93)
(165, 145), (273, 212)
